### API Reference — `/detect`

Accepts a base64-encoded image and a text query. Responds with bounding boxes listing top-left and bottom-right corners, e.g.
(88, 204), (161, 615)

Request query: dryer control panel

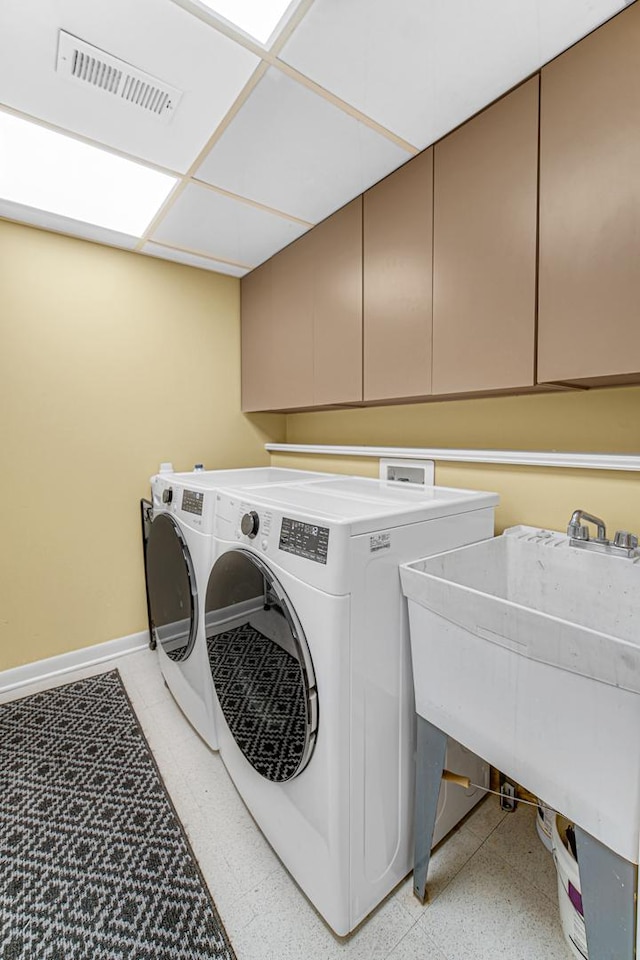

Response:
(279, 517), (329, 564)
(182, 489), (204, 516)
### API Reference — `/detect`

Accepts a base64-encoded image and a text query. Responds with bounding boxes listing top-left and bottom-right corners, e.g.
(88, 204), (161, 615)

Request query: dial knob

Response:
(240, 511), (260, 538)
(162, 487), (173, 504)
(614, 530), (639, 550)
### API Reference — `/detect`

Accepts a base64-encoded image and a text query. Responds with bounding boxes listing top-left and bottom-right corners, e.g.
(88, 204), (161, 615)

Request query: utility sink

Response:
(401, 525), (640, 864)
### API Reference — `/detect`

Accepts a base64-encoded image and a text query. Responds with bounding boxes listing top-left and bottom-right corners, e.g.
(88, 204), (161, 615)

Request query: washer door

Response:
(205, 550), (318, 782)
(146, 513), (198, 663)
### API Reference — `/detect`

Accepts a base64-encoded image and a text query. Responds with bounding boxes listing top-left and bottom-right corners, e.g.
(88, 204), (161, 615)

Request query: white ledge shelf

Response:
(265, 444), (640, 473)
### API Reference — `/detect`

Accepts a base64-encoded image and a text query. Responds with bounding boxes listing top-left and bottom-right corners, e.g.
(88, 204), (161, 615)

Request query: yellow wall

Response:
(0, 220), (285, 671)
(273, 387), (640, 534)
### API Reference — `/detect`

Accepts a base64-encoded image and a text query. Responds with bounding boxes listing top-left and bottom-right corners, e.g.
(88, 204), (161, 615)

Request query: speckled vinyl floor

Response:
(1, 649), (573, 959)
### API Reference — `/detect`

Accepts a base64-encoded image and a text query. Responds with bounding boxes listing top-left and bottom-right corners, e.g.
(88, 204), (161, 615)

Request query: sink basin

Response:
(400, 525), (640, 864)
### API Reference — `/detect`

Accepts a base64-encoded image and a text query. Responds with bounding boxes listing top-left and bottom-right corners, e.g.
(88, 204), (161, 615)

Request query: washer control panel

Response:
(181, 489), (204, 516)
(279, 517), (329, 565)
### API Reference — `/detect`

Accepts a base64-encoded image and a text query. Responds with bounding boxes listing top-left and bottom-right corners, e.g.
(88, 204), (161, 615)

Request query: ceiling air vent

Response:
(56, 30), (183, 125)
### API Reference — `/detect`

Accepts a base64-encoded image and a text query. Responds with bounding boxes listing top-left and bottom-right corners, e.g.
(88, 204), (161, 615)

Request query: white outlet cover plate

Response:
(379, 458), (435, 486)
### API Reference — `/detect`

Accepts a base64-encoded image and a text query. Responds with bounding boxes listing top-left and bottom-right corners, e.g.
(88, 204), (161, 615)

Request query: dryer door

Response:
(205, 549), (318, 782)
(146, 513), (198, 663)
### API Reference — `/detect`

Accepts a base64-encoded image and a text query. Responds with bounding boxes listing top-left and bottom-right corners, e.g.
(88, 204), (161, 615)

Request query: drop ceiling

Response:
(0, 0), (632, 277)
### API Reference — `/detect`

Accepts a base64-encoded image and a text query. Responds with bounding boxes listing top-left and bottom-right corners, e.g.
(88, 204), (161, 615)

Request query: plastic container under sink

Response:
(553, 814), (588, 959)
(536, 801), (556, 853)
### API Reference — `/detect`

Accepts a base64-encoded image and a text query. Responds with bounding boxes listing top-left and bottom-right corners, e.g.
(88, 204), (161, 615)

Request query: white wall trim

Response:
(266, 443), (640, 472)
(0, 630), (149, 695)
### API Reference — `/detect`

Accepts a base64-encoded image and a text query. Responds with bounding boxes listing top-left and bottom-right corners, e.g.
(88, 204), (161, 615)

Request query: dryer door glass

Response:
(146, 514), (198, 662)
(205, 549), (318, 782)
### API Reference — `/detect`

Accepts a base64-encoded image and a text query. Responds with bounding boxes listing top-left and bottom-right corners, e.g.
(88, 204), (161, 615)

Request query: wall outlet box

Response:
(379, 458), (435, 486)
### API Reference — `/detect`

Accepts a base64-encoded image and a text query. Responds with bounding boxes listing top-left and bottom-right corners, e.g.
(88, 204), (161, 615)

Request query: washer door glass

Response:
(146, 513), (198, 663)
(205, 550), (318, 783)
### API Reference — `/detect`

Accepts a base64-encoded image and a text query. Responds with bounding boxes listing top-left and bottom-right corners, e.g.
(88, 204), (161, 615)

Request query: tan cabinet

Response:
(241, 252), (314, 412)
(309, 198), (362, 406)
(363, 150), (433, 401)
(538, 3), (640, 385)
(241, 198), (362, 411)
(432, 77), (539, 395)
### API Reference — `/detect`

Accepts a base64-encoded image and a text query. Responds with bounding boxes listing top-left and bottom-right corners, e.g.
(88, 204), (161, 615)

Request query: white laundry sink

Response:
(400, 525), (640, 864)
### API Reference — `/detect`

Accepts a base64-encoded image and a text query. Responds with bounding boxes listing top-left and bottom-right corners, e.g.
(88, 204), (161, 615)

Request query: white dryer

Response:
(144, 467), (333, 749)
(203, 476), (499, 935)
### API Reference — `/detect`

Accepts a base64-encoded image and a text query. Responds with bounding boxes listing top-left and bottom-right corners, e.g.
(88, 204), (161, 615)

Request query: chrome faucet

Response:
(567, 509), (608, 543)
(567, 508), (639, 558)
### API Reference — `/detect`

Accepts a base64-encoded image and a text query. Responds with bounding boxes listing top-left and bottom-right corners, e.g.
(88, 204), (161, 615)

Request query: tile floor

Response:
(1, 649), (573, 960)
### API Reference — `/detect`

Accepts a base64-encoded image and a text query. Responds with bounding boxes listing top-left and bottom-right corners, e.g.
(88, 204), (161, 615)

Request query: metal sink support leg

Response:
(413, 715), (447, 904)
(574, 825), (637, 960)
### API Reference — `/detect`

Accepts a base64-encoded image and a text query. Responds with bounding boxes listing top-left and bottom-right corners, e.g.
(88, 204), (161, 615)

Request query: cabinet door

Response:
(241, 240), (314, 412)
(538, 4), (640, 384)
(363, 151), (433, 401)
(308, 197), (362, 406)
(241, 259), (275, 412)
(432, 77), (539, 395)
(241, 199), (361, 411)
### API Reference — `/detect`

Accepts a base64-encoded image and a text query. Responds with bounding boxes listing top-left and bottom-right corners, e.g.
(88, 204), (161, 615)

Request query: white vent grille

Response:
(56, 31), (182, 124)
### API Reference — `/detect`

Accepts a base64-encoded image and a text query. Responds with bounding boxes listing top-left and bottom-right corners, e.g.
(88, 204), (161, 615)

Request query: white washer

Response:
(144, 467), (334, 749)
(204, 476), (499, 935)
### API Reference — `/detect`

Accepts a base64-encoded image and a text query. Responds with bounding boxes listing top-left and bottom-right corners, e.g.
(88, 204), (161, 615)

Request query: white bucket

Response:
(536, 802), (555, 852)
(552, 814), (588, 960)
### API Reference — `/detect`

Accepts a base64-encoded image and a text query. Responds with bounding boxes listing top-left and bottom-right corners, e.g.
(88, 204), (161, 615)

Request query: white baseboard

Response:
(0, 630), (150, 695)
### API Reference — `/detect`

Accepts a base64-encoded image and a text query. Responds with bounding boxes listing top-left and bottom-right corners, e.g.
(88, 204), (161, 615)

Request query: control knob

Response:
(614, 530), (639, 550)
(241, 510), (260, 539)
(162, 488), (173, 504)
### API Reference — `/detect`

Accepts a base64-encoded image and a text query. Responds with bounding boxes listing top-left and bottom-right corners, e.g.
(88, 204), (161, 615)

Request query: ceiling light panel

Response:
(0, 199), (140, 251)
(193, 0), (300, 44)
(150, 183), (309, 267)
(0, 112), (176, 236)
(195, 68), (411, 223)
(142, 243), (249, 276)
(280, 0), (627, 149)
(0, 0), (259, 172)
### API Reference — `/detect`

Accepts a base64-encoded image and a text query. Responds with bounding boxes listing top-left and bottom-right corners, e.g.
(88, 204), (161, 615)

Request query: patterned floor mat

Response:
(0, 671), (236, 960)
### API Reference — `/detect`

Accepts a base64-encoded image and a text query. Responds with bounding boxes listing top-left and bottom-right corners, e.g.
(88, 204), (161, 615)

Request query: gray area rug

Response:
(0, 670), (237, 960)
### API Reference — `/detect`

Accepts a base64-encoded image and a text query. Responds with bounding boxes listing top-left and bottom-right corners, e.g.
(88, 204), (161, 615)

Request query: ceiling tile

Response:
(427, 0), (626, 145)
(142, 242), (249, 276)
(0, 200), (138, 250)
(195, 67), (411, 223)
(279, 0), (437, 148)
(0, 0), (259, 173)
(535, 0), (627, 63)
(150, 183), (309, 266)
(280, 0), (627, 149)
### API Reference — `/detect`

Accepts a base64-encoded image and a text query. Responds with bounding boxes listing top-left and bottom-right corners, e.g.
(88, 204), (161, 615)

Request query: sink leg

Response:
(574, 824), (637, 960)
(414, 715), (447, 904)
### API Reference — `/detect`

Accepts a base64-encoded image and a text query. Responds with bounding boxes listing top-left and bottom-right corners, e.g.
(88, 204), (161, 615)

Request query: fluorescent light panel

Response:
(0, 111), (177, 236)
(197, 0), (296, 43)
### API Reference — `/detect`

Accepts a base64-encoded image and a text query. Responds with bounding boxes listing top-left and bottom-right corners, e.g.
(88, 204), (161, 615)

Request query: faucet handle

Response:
(567, 521), (590, 540)
(613, 530), (639, 550)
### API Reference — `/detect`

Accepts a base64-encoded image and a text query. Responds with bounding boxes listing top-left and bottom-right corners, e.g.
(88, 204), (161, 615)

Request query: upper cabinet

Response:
(241, 197), (362, 412)
(241, 6), (640, 412)
(363, 150), (433, 402)
(241, 246), (313, 412)
(432, 77), (539, 395)
(538, 3), (640, 385)
(309, 198), (363, 407)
